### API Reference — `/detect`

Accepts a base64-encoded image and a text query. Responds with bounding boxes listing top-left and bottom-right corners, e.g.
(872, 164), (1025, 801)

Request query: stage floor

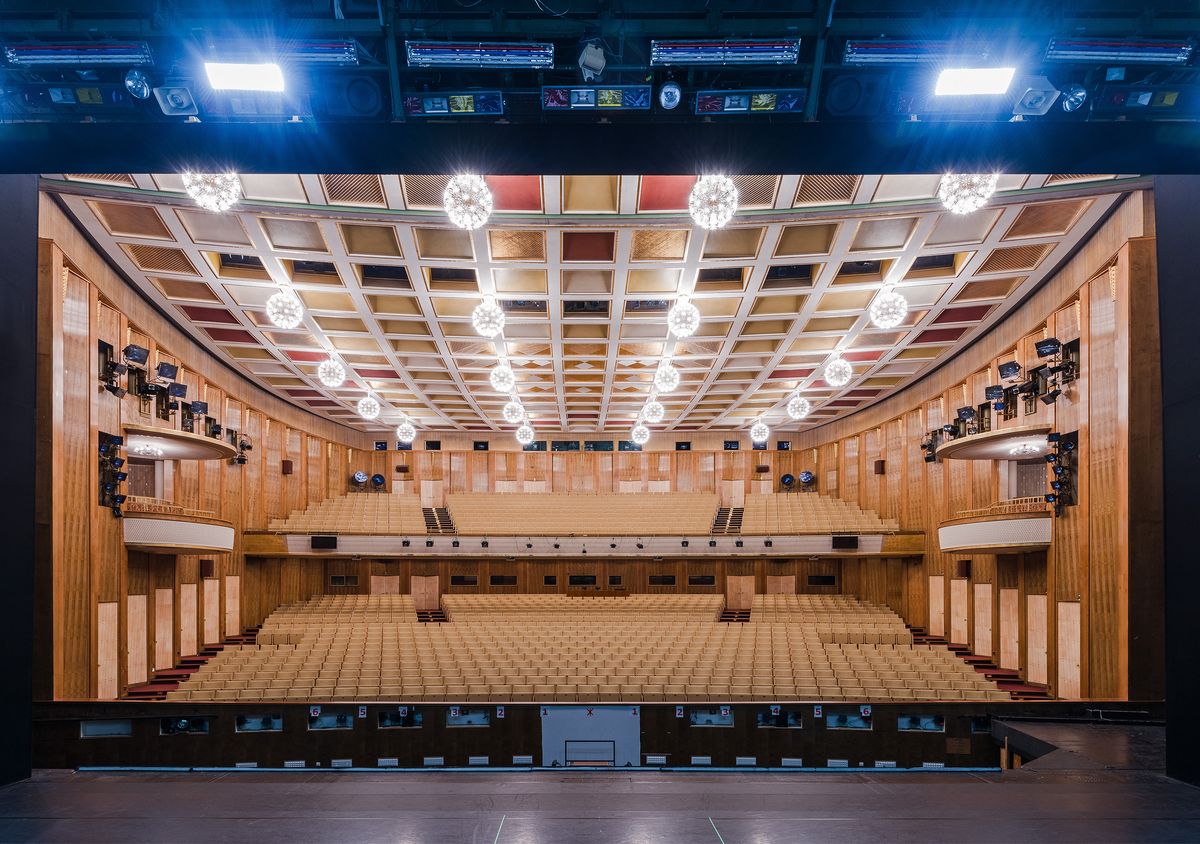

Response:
(2, 758), (1199, 843)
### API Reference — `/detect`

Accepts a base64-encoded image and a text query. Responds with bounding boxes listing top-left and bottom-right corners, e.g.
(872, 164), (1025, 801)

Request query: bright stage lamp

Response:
(934, 66), (1015, 96)
(204, 61), (285, 92)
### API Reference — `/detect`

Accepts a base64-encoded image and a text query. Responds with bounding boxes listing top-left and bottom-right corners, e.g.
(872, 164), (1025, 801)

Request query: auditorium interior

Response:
(4, 2), (1200, 842)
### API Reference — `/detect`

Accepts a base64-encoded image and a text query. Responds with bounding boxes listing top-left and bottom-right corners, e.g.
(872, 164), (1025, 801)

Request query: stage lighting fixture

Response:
(610, 543), (617, 549)
(406, 41), (554, 69)
(1017, 380), (1037, 395)
(402, 539), (410, 548)
(1047, 432), (1061, 443)
(1053, 465), (1066, 476)
(985, 385), (1004, 400)
(1035, 337), (1062, 358)
(659, 81), (682, 109)
(997, 360), (1022, 380)
(167, 382), (187, 399)
(156, 362), (178, 380)
(578, 41), (606, 81)
(1045, 453), (1059, 464)
(205, 61), (285, 92)
(154, 85), (199, 117)
(681, 540), (689, 548)
(924, 454), (937, 463)
(1060, 84), (1088, 112)
(942, 424), (956, 434)
(122, 344), (150, 365)
(1062, 440), (1076, 451)
(110, 458), (124, 470)
(957, 406), (976, 421)
(735, 540), (744, 548)
(352, 470), (368, 486)
(764, 539), (773, 548)
(1045, 36), (1193, 65)
(934, 67), (1016, 96)
(234, 454), (247, 466)
(1051, 480), (1064, 491)
(124, 69), (152, 100)
(553, 543), (560, 549)
(426, 540), (434, 548)
(189, 401), (208, 415)
(111, 494), (127, 506)
(104, 384), (127, 399)
(1040, 389), (1062, 405)
(526, 543), (533, 549)
(452, 540), (460, 548)
(107, 362), (128, 377)
(481, 541), (489, 548)
(3, 40), (154, 67)
(709, 540), (717, 548)
(636, 542), (644, 549)
(993, 402), (1005, 411)
(651, 39), (800, 66)
(1045, 493), (1058, 504)
(370, 473), (385, 488)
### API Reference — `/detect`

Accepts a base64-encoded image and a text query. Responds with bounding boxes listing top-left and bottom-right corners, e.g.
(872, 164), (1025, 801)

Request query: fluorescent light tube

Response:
(204, 61), (285, 92)
(935, 66), (1016, 95)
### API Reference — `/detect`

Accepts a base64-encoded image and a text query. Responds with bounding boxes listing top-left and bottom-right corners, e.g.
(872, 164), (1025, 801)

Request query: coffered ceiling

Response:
(46, 172), (1130, 435)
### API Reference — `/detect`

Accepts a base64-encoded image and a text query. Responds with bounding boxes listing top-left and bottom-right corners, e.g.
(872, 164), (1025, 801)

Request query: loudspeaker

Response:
(755, 465), (770, 473)
(873, 459), (886, 475)
(314, 73), (385, 119)
(822, 71), (892, 118)
(281, 459), (293, 475)
(397, 464), (410, 473)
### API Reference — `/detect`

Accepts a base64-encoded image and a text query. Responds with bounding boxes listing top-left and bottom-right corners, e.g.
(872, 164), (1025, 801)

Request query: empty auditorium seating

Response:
(164, 593), (1009, 703)
(268, 493), (429, 534)
(739, 492), (899, 534)
(445, 492), (719, 536)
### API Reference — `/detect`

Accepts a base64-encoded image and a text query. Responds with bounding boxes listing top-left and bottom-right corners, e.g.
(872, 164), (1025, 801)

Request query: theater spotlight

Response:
(122, 344), (150, 366)
(993, 402), (1005, 411)
(984, 385), (1004, 401)
(402, 540), (410, 548)
(553, 543), (560, 549)
(425, 540), (434, 548)
(1053, 465), (1066, 476)
(1045, 453), (1059, 464)
(1045, 493), (1058, 504)
(997, 360), (1022, 380)
(681, 540), (689, 548)
(957, 406), (976, 421)
(526, 542), (533, 550)
(764, 539), (773, 548)
(1062, 440), (1076, 451)
(1040, 389), (1062, 405)
(481, 540), (489, 548)
(104, 383), (128, 398)
(610, 543), (617, 549)
(735, 540), (744, 548)
(1047, 432), (1061, 443)
(708, 540), (717, 548)
(452, 540), (460, 548)
(1035, 337), (1062, 358)
(636, 542), (644, 550)
(156, 362), (178, 380)
(1051, 480), (1065, 490)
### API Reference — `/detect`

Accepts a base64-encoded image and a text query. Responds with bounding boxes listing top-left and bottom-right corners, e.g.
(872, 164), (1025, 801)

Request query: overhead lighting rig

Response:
(98, 432), (127, 517)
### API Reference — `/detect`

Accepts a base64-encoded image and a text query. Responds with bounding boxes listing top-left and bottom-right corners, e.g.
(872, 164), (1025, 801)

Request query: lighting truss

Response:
(1045, 36), (1194, 65)
(842, 39), (983, 66)
(650, 39), (800, 66)
(406, 41), (554, 69)
(3, 41), (153, 66)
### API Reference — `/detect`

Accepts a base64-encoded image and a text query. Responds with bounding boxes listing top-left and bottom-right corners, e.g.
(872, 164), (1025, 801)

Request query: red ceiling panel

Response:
(561, 231), (616, 262)
(285, 389), (323, 397)
(354, 368), (401, 379)
(180, 305), (239, 325)
(205, 327), (257, 343)
(842, 350), (884, 362)
(638, 175), (697, 211)
(769, 368), (816, 379)
(486, 176), (543, 212)
(284, 350), (328, 362)
(915, 326), (970, 343)
(932, 305), (995, 324)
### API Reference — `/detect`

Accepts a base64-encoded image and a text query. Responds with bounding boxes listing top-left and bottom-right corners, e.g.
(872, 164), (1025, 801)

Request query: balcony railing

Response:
(125, 496), (218, 521)
(951, 497), (1050, 520)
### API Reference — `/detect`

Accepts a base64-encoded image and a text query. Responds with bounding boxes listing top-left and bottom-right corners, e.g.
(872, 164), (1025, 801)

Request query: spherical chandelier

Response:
(317, 357), (346, 388)
(641, 398), (665, 424)
(502, 399), (526, 424)
(356, 396), (381, 420)
(667, 295), (701, 339)
(471, 295), (506, 338)
(750, 419), (770, 445)
(688, 175), (739, 230)
(824, 356), (853, 388)
(490, 361), (516, 393)
(937, 173), (999, 215)
(132, 443), (165, 458)
(443, 174), (493, 230)
(265, 290), (304, 330)
(786, 395), (812, 420)
(869, 288), (909, 330)
(653, 359), (680, 393)
(515, 423), (535, 446)
(1009, 442), (1041, 457)
(631, 422), (651, 446)
(396, 419), (417, 445)
(182, 171), (241, 213)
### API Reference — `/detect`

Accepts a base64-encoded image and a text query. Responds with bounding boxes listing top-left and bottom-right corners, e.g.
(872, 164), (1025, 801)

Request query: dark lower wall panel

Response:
(33, 701), (1159, 771)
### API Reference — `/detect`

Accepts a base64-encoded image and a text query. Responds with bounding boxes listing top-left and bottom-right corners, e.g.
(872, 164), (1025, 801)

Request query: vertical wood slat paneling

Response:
(1027, 594), (1049, 685)
(973, 582), (993, 657)
(224, 575), (240, 638)
(1057, 601), (1082, 699)
(153, 588), (173, 671)
(178, 583), (197, 657)
(125, 594), (147, 686)
(202, 578), (221, 645)
(928, 575), (945, 637)
(999, 588), (1020, 670)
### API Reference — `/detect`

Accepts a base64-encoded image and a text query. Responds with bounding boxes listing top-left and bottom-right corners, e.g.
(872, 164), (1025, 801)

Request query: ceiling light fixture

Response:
(205, 61), (285, 92)
(641, 398), (665, 424)
(786, 395), (812, 420)
(688, 175), (739, 230)
(934, 66), (1016, 96)
(631, 422), (651, 446)
(502, 399), (526, 424)
(356, 396), (381, 420)
(317, 357), (346, 388)
(667, 294), (701, 338)
(443, 174), (493, 230)
(750, 419), (770, 445)
(1009, 442), (1041, 457)
(265, 291), (304, 330)
(471, 294), (506, 338)
(824, 355), (853, 388)
(869, 288), (909, 329)
(490, 361), (516, 393)
(515, 423), (535, 446)
(396, 419), (417, 445)
(653, 359), (681, 393)
(938, 173), (1000, 214)
(181, 171), (241, 212)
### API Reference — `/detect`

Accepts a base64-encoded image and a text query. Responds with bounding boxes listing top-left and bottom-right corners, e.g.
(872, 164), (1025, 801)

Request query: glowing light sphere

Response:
(937, 173), (999, 215)
(515, 423), (535, 446)
(641, 399), (665, 424)
(265, 291), (304, 330)
(787, 395), (812, 420)
(688, 175), (739, 230)
(631, 422), (651, 446)
(471, 295), (506, 338)
(667, 295), (701, 339)
(490, 362), (516, 393)
(869, 289), (909, 330)
(182, 171), (241, 212)
(443, 174), (493, 230)
(317, 357), (346, 388)
(824, 356), (853, 388)
(750, 419), (770, 445)
(653, 359), (680, 393)
(356, 396), (380, 420)
(502, 400), (526, 424)
(1009, 442), (1041, 457)
(395, 420), (417, 444)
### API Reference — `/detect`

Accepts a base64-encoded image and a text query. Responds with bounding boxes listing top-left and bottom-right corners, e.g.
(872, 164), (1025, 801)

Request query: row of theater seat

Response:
(445, 493), (718, 536)
(165, 594), (1008, 702)
(740, 494), (900, 534)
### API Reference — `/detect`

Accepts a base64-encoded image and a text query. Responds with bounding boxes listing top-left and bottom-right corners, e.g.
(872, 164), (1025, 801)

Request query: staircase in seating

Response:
(123, 625), (261, 701)
(423, 507), (456, 534)
(711, 506), (744, 534)
(906, 624), (1052, 701)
